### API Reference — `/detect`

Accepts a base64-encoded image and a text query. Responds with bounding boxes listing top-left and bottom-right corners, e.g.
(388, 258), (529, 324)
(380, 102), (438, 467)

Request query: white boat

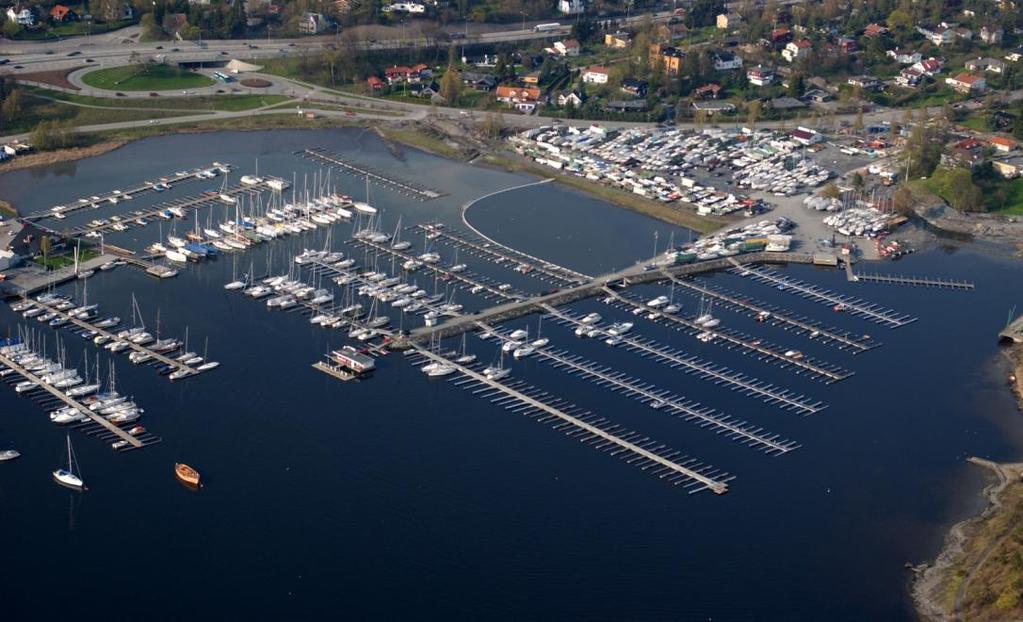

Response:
(513, 345), (535, 358)
(196, 361), (220, 372)
(647, 296), (669, 308)
(166, 249), (189, 263)
(52, 435), (85, 490)
(580, 313), (602, 325)
(0, 449), (21, 461)
(353, 202), (377, 214)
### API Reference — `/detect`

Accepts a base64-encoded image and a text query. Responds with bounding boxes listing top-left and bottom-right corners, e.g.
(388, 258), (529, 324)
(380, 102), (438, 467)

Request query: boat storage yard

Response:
(0, 137), (977, 494)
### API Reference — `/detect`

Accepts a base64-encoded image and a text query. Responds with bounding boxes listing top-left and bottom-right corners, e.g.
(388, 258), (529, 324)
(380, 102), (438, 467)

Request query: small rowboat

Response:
(175, 463), (201, 487)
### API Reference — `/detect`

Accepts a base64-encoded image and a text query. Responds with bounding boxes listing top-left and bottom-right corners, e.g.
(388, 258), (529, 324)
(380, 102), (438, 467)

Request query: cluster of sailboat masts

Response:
(0, 336), (150, 439)
(145, 172), (378, 264)
(9, 291), (219, 378)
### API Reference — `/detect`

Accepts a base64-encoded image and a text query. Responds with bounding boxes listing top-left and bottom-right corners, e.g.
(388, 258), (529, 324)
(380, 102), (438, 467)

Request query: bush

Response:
(30, 120), (82, 151)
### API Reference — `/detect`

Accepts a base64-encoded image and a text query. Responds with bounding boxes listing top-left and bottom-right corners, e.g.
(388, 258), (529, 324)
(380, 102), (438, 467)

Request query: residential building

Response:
(912, 57), (943, 76)
(654, 22), (687, 43)
(604, 31), (631, 49)
(581, 65), (609, 84)
(381, 2), (425, 13)
(847, 75), (881, 90)
(716, 13), (741, 29)
(366, 76), (385, 91)
(1006, 48), (1023, 63)
(461, 72), (497, 91)
(965, 57), (1004, 74)
(746, 65), (776, 86)
(781, 39), (812, 63)
(835, 37), (857, 54)
(712, 51), (743, 71)
(992, 156), (1023, 178)
(606, 100), (649, 113)
(621, 78), (648, 97)
(886, 49), (922, 65)
(558, 0), (585, 15)
(770, 96), (806, 111)
(980, 25), (1004, 44)
(496, 85), (540, 106)
(917, 25), (954, 46)
(896, 67), (923, 88)
(691, 101), (736, 115)
(298, 12), (327, 34)
(791, 127), (823, 145)
(768, 28), (792, 45)
(5, 6), (34, 25)
(49, 4), (76, 22)
(862, 23), (888, 37)
(945, 72), (986, 93)
(649, 43), (684, 76)
(990, 136), (1017, 153)
(553, 39), (580, 57)
(556, 90), (585, 107)
(693, 83), (722, 99)
(409, 81), (440, 98)
(802, 89), (832, 103)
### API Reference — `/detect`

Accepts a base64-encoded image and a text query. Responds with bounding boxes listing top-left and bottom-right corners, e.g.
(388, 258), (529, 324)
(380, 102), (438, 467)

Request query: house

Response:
(886, 49), (922, 65)
(556, 90), (585, 108)
(409, 63), (431, 81)
(990, 136), (1017, 153)
(802, 89), (832, 103)
(495, 85), (540, 106)
(913, 57), (943, 76)
(693, 83), (722, 99)
(769, 28), (792, 45)
(747, 65), (776, 86)
(835, 37), (857, 54)
(49, 4), (77, 22)
(965, 57), (1004, 74)
(716, 13), (741, 29)
(606, 100), (650, 113)
(461, 72), (497, 91)
(992, 156), (1023, 178)
(604, 32), (631, 49)
(5, 6), (35, 25)
(558, 0), (584, 15)
(896, 67), (923, 88)
(1006, 48), (1023, 63)
(847, 75), (881, 90)
(691, 101), (736, 115)
(770, 96), (806, 110)
(383, 65), (412, 84)
(713, 51), (742, 71)
(366, 76), (385, 91)
(553, 39), (580, 57)
(917, 25), (954, 46)
(298, 12), (327, 34)
(862, 23), (888, 37)
(782, 39), (812, 63)
(945, 72), (986, 93)
(650, 44), (684, 75)
(381, 2), (426, 13)
(521, 73), (540, 85)
(581, 65), (609, 84)
(409, 81), (440, 98)
(980, 26), (1004, 44)
(791, 127), (823, 144)
(655, 22), (687, 43)
(620, 78), (648, 97)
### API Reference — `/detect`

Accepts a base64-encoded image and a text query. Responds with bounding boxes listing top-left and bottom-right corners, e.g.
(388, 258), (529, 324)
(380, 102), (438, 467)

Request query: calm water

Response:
(0, 129), (1020, 621)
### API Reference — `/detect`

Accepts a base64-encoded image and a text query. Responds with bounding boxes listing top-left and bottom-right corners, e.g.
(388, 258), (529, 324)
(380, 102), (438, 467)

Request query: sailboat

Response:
(196, 337), (220, 372)
(530, 317), (550, 348)
(454, 334), (476, 364)
(224, 256), (247, 290)
(53, 434), (86, 490)
(483, 349), (511, 381)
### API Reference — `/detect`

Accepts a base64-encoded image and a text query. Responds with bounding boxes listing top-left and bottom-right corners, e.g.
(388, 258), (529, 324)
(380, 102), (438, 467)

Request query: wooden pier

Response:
(407, 345), (733, 494)
(0, 349), (143, 449)
(850, 271), (975, 290)
(664, 274), (880, 353)
(304, 148), (444, 201)
(415, 223), (591, 286)
(729, 259), (918, 329)
(23, 163), (227, 222)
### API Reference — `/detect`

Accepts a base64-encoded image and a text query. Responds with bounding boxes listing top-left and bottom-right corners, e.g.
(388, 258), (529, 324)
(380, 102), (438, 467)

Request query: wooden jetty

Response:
(407, 345), (733, 494)
(23, 163), (227, 222)
(850, 271), (975, 290)
(0, 349), (143, 449)
(2, 254), (117, 299)
(304, 148), (444, 201)
(664, 274), (880, 354)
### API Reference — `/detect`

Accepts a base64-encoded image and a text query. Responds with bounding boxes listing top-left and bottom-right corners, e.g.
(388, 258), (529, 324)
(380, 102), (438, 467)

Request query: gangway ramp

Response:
(406, 345), (733, 494)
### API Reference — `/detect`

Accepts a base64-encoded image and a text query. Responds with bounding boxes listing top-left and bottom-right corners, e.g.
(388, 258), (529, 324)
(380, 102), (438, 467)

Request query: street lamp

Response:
(520, 11), (527, 32)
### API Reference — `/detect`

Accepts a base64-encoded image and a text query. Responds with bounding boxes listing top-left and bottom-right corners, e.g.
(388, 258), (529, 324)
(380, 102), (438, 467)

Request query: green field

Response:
(921, 167), (1023, 215)
(80, 64), (214, 91)
(3, 90), (203, 134)
(26, 86), (290, 111)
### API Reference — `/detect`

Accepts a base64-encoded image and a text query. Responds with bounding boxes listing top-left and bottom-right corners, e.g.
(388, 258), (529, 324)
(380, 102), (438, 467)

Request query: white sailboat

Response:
(52, 434), (85, 490)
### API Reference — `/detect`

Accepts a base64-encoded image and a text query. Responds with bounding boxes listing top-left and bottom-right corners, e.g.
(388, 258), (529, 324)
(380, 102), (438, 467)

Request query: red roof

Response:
(585, 65), (609, 75)
(793, 39), (812, 48)
(955, 138), (983, 150)
(951, 72), (981, 84)
(495, 85), (540, 101)
(50, 4), (72, 19)
(991, 136), (1016, 148)
(409, 63), (428, 73)
(366, 76), (384, 88)
(919, 58), (942, 72)
(694, 83), (721, 94)
(863, 23), (887, 36)
(384, 66), (412, 76)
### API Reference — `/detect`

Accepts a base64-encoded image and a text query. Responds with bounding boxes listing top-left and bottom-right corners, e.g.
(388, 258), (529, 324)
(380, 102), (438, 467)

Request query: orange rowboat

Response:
(175, 463), (201, 487)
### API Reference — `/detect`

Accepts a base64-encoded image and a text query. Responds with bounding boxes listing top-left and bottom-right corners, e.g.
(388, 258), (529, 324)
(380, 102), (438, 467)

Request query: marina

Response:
(848, 270), (976, 290)
(23, 162), (229, 222)
(406, 345), (733, 494)
(303, 148), (444, 201)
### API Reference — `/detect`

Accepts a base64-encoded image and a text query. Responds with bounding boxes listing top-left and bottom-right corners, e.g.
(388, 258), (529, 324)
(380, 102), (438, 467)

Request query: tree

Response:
(439, 66), (461, 104)
(1, 89), (26, 129)
(892, 185), (915, 215)
(941, 168), (983, 212)
(481, 110), (504, 141)
(851, 172), (864, 189)
(746, 99), (761, 128)
(853, 106), (864, 133)
(572, 16), (596, 44)
(30, 120), (81, 151)
(820, 183), (840, 199)
(40, 235), (51, 270)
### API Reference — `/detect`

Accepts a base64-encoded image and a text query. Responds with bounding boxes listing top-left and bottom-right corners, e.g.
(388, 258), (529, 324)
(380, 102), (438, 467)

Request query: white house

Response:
(553, 39), (580, 57)
(747, 65), (775, 86)
(912, 57), (943, 76)
(558, 0), (584, 15)
(5, 6), (35, 25)
(382, 2), (425, 13)
(712, 51), (743, 71)
(945, 72), (986, 94)
(886, 49), (922, 65)
(781, 39), (812, 63)
(581, 65), (609, 84)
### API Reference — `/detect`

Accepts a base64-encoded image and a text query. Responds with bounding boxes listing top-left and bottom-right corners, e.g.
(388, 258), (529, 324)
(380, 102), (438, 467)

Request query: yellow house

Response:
(604, 32), (631, 49)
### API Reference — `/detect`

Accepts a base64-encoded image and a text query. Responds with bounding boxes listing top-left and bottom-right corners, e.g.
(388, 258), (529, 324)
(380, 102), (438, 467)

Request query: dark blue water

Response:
(0, 129), (1020, 621)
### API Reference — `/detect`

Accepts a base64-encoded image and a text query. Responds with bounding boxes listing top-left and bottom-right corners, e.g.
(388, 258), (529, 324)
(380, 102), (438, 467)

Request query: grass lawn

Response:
(921, 167), (1023, 215)
(33, 248), (98, 270)
(4, 91), (204, 134)
(81, 64), (214, 91)
(24, 86), (289, 111)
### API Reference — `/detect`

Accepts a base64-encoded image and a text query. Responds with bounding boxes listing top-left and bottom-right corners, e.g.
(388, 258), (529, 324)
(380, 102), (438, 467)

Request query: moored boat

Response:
(175, 462), (201, 487)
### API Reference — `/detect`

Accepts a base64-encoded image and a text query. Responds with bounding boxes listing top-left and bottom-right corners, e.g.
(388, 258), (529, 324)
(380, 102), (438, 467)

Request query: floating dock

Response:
(304, 148), (444, 201)
(665, 274), (880, 353)
(850, 270), (975, 290)
(0, 349), (146, 450)
(729, 259), (917, 329)
(407, 345), (733, 494)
